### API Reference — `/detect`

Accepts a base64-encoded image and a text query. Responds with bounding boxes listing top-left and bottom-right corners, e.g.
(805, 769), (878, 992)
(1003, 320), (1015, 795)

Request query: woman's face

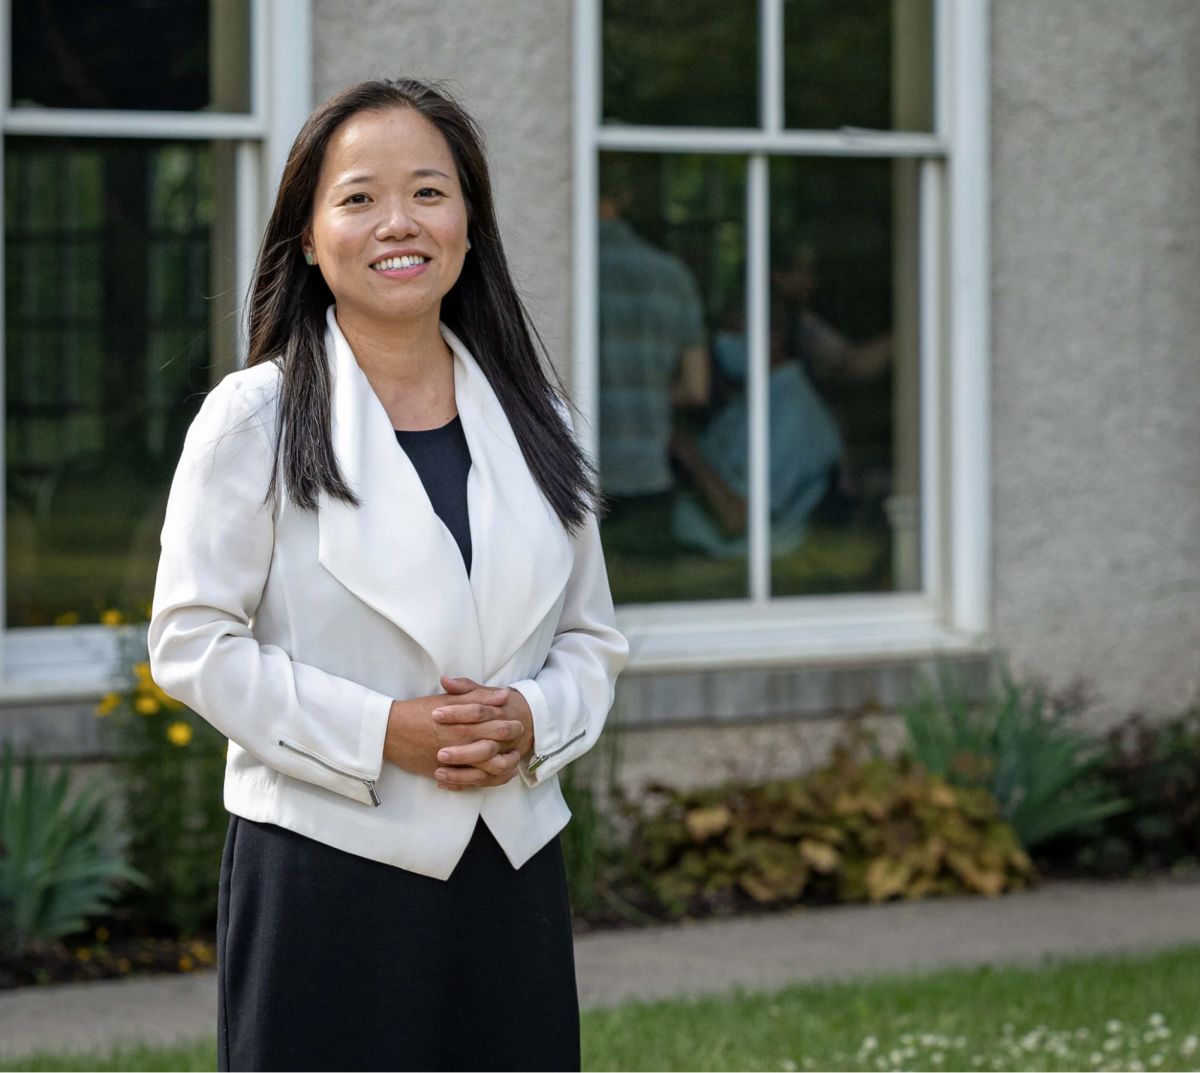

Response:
(303, 106), (469, 326)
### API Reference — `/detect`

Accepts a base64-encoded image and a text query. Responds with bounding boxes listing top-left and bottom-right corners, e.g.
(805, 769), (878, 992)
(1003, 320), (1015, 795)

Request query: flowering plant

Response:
(96, 616), (227, 935)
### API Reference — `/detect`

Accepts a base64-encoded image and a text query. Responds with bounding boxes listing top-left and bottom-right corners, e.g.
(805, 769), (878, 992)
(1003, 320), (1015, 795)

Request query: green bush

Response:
(0, 746), (144, 955)
(1039, 709), (1200, 876)
(630, 743), (1033, 916)
(99, 660), (227, 936)
(901, 665), (1128, 848)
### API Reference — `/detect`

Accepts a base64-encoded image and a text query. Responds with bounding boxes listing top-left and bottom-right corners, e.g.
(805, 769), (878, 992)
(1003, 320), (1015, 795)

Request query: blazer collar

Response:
(316, 306), (574, 682)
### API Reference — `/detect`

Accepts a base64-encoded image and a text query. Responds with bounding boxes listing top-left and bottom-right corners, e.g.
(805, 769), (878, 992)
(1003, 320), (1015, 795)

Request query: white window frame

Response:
(573, 0), (991, 673)
(0, 0), (312, 701)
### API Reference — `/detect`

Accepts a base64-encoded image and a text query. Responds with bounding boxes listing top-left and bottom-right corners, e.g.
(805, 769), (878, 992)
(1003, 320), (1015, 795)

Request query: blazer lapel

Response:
(317, 308), (485, 679)
(443, 324), (575, 681)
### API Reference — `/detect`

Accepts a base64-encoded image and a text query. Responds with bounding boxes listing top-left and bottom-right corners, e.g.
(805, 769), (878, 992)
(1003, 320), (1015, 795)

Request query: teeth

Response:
(373, 255), (427, 270)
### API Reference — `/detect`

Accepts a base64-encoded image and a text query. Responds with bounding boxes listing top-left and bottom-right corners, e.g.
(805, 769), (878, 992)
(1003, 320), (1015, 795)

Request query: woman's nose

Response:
(375, 201), (420, 240)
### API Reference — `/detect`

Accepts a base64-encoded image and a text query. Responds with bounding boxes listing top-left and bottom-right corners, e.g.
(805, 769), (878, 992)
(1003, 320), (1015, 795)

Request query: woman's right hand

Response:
(383, 686), (522, 780)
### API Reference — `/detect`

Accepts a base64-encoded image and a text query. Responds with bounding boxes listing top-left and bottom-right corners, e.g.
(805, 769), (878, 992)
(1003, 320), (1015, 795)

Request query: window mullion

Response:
(746, 152), (771, 603)
(919, 157), (944, 613)
(760, 0), (784, 134)
(235, 141), (263, 368)
(574, 0), (601, 465)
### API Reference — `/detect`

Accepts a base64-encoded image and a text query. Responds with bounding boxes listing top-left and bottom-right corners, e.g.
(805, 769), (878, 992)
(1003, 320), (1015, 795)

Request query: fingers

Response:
(436, 738), (502, 767)
(440, 675), (480, 695)
(435, 751), (520, 791)
(432, 692), (509, 723)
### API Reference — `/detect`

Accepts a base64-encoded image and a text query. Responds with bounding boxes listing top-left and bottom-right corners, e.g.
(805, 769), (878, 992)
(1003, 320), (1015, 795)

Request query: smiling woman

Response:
(148, 79), (627, 1072)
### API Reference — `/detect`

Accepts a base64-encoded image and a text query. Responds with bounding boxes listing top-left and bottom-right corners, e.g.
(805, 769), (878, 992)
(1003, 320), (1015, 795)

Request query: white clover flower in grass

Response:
(931, 1051), (944, 1064)
(1077, 1029), (1092, 1041)
(1104, 1038), (1121, 1053)
(1149, 1014), (1165, 1028)
(1108, 1020), (1124, 1034)
(1090, 1052), (1104, 1064)
(971, 1056), (984, 1066)
(1181, 1034), (1199, 1056)
(1150, 1054), (1163, 1066)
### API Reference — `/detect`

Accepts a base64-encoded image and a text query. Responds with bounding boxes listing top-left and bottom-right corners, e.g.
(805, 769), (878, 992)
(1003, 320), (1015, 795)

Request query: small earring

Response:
(465, 238), (472, 251)
(304, 251), (316, 266)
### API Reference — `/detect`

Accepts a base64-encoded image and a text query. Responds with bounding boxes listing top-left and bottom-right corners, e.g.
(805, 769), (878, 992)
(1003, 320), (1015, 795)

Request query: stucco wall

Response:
(312, 0), (574, 375)
(991, 1), (1200, 718)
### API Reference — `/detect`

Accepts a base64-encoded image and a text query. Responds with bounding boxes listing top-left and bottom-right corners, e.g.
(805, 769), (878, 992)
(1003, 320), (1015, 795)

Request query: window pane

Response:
(602, 0), (758, 128)
(767, 156), (921, 596)
(784, 0), (933, 131)
(5, 138), (235, 626)
(11, 0), (250, 112)
(598, 153), (747, 604)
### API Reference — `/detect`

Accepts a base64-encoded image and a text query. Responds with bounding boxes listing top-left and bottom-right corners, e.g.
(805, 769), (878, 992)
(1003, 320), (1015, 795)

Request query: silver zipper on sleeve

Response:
(277, 737), (381, 806)
(526, 727), (587, 774)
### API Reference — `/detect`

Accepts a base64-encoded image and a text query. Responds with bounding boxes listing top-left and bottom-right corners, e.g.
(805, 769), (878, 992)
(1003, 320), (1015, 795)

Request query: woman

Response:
(149, 78), (627, 1072)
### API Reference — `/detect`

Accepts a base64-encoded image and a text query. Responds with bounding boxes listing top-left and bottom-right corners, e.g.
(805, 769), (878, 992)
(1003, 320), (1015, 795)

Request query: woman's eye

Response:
(345, 193), (370, 205)
(416, 188), (443, 199)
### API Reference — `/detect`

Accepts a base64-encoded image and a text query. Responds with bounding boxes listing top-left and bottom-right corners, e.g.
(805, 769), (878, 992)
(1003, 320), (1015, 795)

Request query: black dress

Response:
(216, 416), (580, 1072)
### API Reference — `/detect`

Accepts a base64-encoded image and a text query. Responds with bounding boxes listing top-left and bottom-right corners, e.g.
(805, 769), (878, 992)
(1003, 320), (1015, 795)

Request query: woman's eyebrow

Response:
(331, 167), (451, 189)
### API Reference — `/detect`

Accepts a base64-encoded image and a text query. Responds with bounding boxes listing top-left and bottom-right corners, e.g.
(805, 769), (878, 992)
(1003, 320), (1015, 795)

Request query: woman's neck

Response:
(336, 305), (458, 431)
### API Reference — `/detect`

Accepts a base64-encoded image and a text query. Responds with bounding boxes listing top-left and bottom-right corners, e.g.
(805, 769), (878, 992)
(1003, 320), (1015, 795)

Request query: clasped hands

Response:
(384, 675), (534, 791)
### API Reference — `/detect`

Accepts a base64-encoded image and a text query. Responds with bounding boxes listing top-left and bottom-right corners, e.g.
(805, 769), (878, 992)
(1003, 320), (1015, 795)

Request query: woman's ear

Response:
(300, 224), (316, 266)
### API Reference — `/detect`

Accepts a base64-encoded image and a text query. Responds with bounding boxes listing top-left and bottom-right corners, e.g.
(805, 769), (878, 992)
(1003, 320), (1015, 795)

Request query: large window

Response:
(574, 0), (991, 667)
(0, 0), (311, 692)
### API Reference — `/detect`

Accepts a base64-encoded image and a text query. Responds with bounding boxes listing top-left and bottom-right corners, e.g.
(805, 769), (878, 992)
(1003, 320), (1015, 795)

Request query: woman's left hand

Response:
(431, 675), (535, 790)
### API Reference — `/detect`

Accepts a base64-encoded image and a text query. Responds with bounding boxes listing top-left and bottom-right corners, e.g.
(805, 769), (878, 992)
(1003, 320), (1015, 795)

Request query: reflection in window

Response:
(602, 0), (757, 128)
(768, 155), (920, 595)
(598, 153), (746, 604)
(11, 0), (250, 113)
(784, 0), (932, 131)
(5, 139), (234, 626)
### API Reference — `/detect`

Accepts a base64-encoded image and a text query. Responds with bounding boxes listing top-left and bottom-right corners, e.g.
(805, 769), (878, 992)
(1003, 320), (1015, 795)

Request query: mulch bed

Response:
(0, 926), (216, 990)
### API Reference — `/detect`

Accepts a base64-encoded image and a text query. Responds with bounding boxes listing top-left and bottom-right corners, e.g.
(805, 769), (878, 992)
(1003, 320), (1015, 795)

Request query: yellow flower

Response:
(178, 955), (195, 972)
(117, 958), (131, 973)
(167, 721), (194, 747)
(100, 608), (123, 626)
(76, 948), (91, 961)
(54, 611), (79, 626)
(133, 661), (184, 711)
(95, 926), (110, 943)
(94, 692), (121, 718)
(135, 695), (161, 715)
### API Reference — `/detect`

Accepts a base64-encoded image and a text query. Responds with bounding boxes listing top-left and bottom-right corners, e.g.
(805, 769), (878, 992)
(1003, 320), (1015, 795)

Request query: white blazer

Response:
(149, 307), (628, 880)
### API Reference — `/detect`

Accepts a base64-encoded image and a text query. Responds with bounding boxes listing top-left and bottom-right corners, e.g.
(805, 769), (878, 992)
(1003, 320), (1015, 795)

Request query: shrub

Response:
(0, 746), (144, 955)
(1039, 710), (1200, 876)
(98, 660), (227, 936)
(901, 665), (1127, 848)
(629, 745), (1033, 916)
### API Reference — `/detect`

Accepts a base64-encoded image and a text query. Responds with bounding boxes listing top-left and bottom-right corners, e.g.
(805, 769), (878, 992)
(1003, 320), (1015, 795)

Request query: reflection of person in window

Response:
(776, 243), (892, 391)
(669, 244), (893, 557)
(597, 164), (710, 506)
(669, 325), (841, 557)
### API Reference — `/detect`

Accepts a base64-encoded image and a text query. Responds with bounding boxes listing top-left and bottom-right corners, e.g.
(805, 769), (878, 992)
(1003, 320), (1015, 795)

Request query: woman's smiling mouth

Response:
(371, 254), (430, 274)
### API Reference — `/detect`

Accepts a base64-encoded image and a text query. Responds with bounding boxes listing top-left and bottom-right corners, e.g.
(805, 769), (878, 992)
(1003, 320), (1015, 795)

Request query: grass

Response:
(3, 946), (1199, 1072)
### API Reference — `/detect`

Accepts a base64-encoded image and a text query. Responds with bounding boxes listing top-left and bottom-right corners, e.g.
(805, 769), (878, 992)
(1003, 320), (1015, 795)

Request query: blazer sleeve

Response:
(508, 508), (629, 788)
(148, 375), (394, 808)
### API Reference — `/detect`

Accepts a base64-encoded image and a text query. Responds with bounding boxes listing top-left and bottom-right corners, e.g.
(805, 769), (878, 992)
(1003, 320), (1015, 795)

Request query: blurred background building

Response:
(1, 0), (1198, 792)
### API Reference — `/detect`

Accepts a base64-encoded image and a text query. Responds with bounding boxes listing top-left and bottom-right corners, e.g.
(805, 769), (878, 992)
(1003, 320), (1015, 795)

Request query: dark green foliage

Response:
(0, 746), (143, 955)
(902, 665), (1128, 848)
(1040, 710), (1200, 876)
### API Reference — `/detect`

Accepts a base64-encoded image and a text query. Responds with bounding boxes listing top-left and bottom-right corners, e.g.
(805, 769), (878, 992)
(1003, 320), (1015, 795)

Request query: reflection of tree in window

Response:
(5, 141), (214, 625)
(10, 0), (249, 113)
(602, 0), (757, 128)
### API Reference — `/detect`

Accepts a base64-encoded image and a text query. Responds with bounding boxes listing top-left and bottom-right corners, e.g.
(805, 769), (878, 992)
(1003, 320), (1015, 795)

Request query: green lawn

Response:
(4, 946), (1200, 1072)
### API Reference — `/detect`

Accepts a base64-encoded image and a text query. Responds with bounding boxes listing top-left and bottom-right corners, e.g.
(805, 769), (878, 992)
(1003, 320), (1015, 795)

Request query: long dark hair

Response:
(246, 78), (594, 532)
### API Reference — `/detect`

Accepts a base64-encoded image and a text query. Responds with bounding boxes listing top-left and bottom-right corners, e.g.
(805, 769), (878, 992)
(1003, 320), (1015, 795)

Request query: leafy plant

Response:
(901, 664), (1128, 848)
(0, 746), (144, 955)
(98, 654), (227, 936)
(1039, 709), (1200, 876)
(630, 742), (1033, 916)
